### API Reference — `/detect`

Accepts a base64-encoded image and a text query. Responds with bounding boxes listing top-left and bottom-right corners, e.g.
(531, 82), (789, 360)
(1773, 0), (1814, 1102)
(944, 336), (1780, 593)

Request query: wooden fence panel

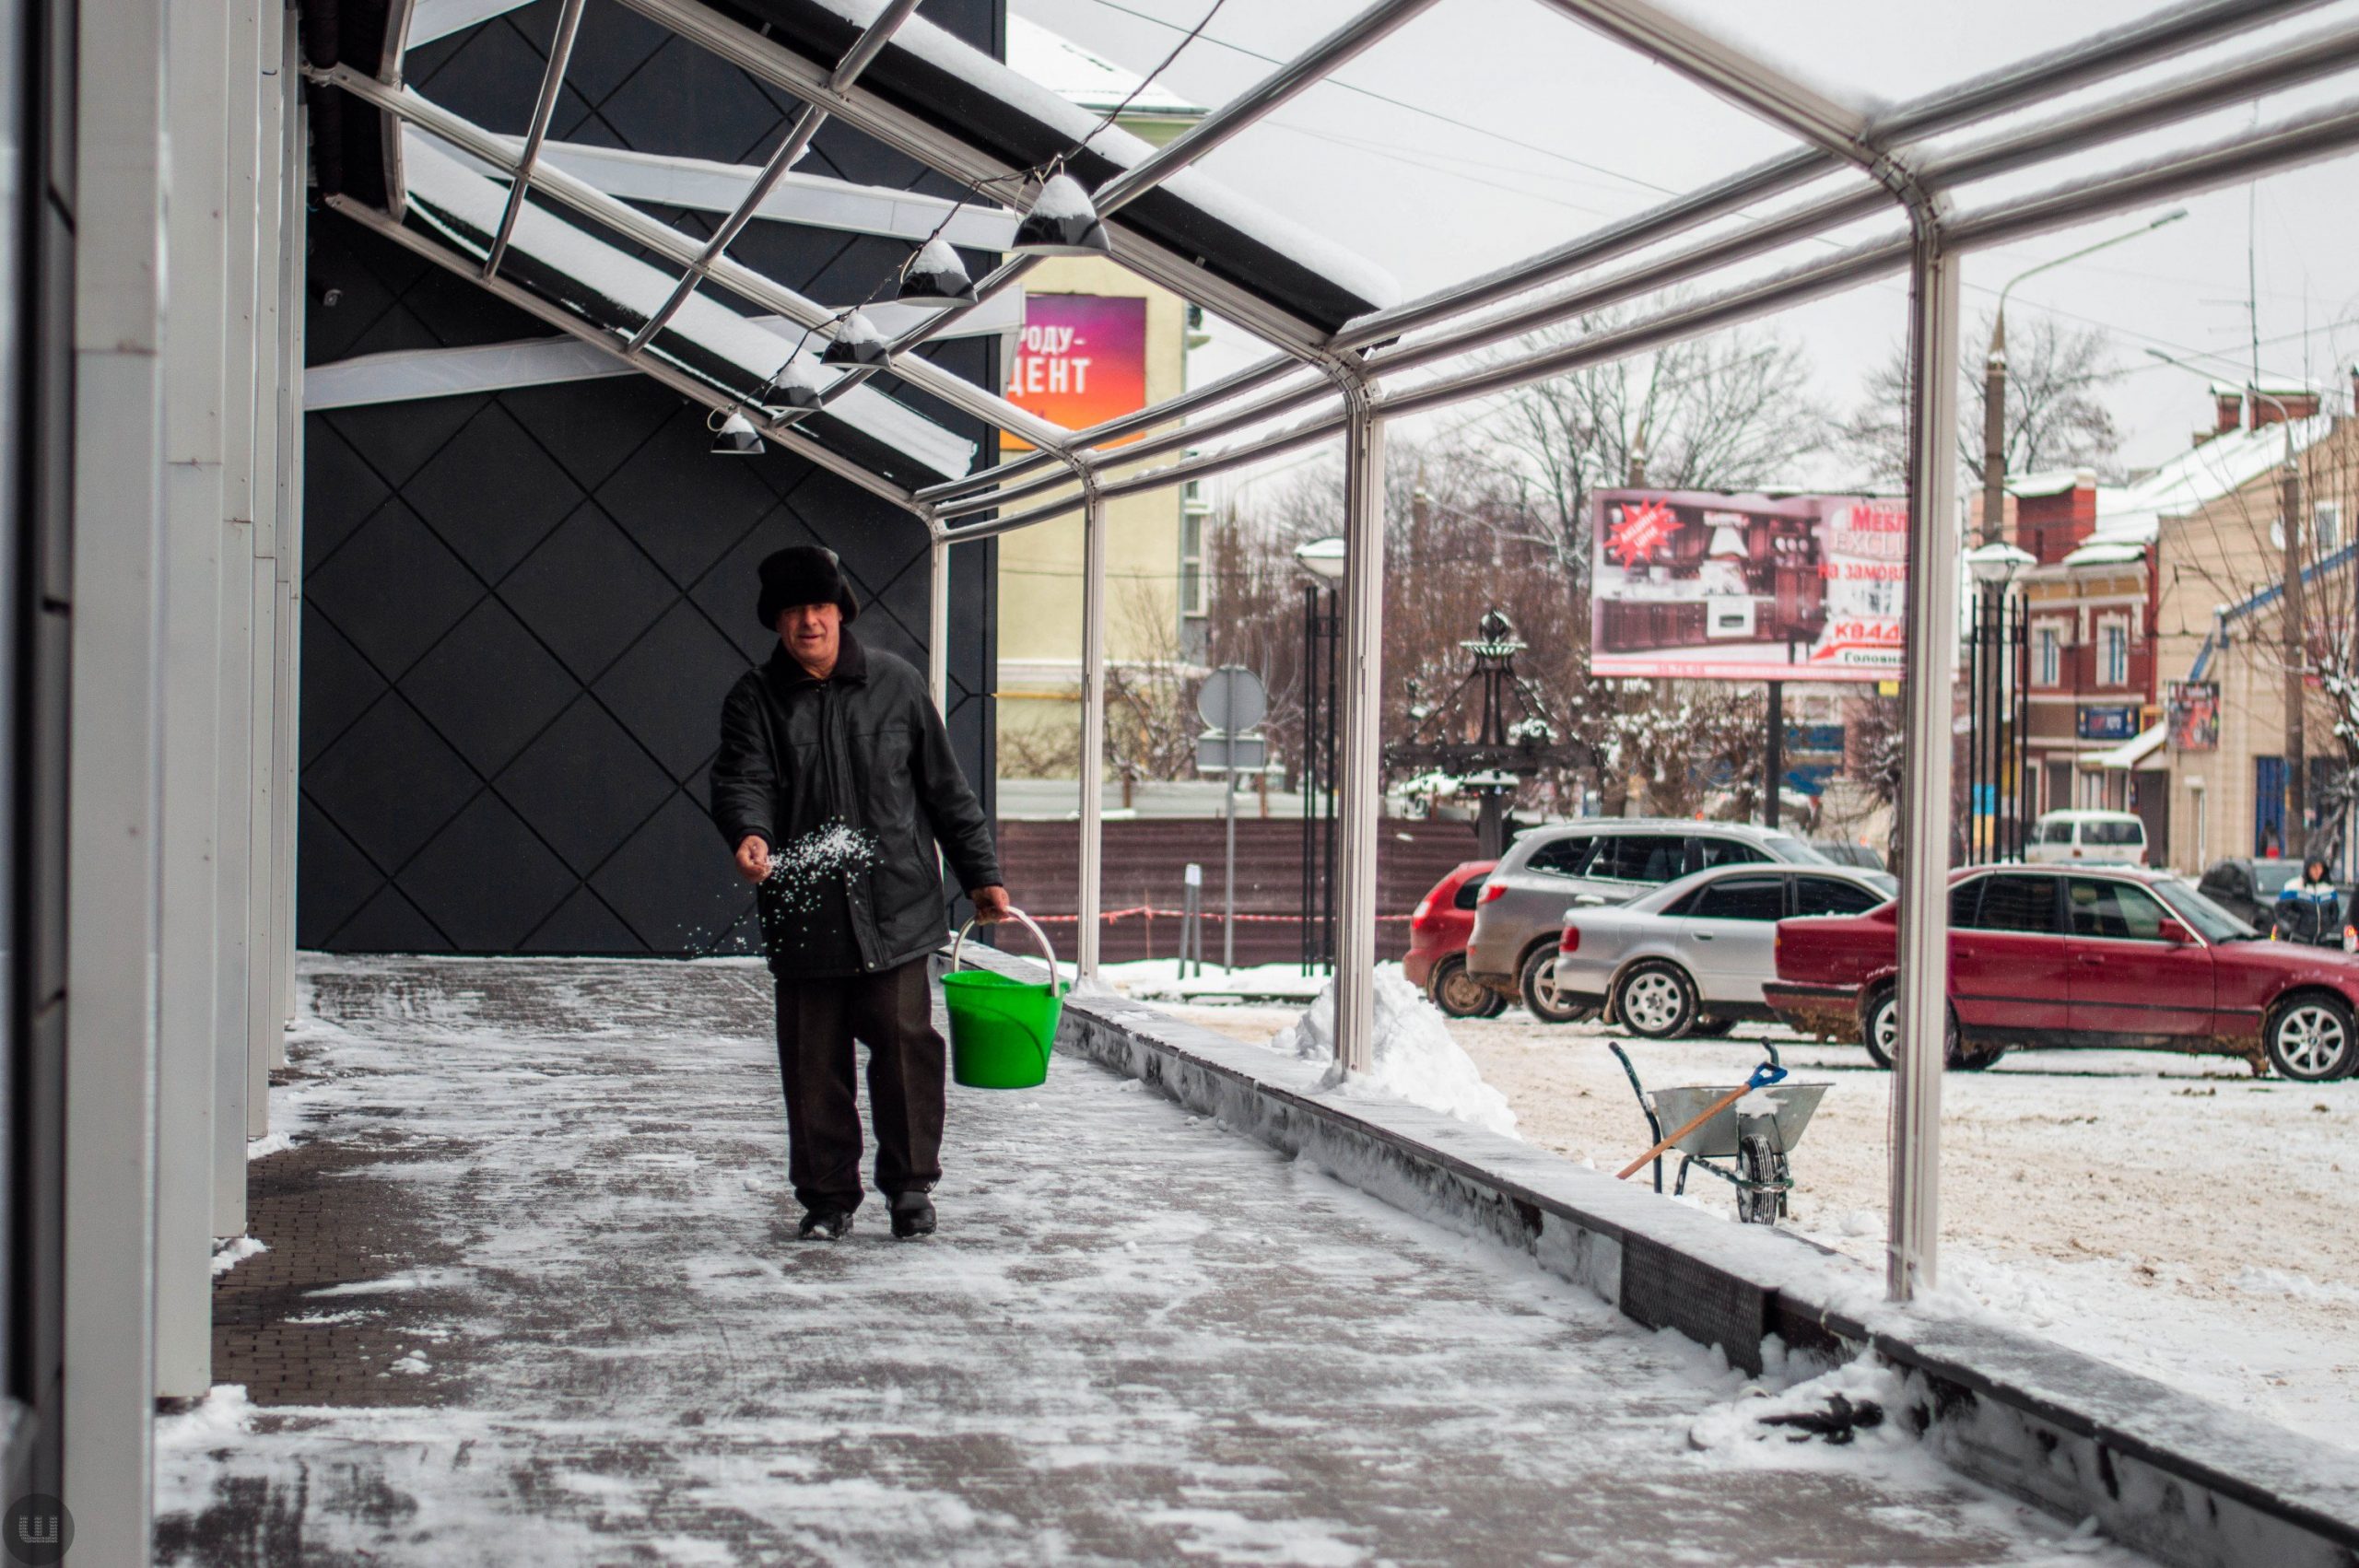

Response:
(990, 817), (1482, 967)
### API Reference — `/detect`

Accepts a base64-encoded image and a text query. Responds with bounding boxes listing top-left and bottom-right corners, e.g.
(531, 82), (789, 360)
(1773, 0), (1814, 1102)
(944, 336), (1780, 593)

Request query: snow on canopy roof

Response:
(1005, 15), (1205, 122)
(738, 0), (1400, 328)
(400, 130), (977, 483)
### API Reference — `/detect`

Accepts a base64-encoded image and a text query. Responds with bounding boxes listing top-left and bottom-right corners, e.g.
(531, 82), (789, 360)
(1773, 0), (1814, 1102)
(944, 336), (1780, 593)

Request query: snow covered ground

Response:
(158, 955), (2148, 1565)
(1153, 995), (2359, 1454)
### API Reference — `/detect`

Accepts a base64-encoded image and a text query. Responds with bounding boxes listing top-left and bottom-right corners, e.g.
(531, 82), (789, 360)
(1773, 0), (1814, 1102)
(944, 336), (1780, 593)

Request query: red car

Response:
(1403, 860), (1505, 1019)
(1764, 864), (2359, 1081)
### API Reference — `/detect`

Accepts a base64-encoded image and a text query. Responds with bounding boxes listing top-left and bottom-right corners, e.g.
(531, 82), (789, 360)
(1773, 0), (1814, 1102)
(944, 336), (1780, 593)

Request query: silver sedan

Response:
(1543, 864), (1896, 1039)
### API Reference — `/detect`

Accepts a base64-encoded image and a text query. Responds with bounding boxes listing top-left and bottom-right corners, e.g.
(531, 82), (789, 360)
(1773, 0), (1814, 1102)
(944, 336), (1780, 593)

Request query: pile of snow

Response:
(2229, 1266), (2359, 1306)
(1272, 970), (1519, 1139)
(156, 1385), (252, 1447)
(1116, 959), (1333, 1004)
(1686, 1352), (1911, 1466)
(211, 1236), (267, 1278)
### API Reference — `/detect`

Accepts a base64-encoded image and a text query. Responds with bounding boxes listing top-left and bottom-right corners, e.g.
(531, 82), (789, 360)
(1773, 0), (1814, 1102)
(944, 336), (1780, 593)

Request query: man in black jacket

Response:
(711, 545), (1008, 1243)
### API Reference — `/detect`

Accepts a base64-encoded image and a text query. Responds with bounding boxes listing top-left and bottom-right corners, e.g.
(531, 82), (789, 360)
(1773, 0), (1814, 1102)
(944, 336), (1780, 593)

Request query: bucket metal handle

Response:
(948, 907), (1065, 995)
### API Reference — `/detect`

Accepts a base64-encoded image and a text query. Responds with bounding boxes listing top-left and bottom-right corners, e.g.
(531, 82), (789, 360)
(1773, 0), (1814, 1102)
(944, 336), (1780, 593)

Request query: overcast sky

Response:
(1014, 0), (2359, 497)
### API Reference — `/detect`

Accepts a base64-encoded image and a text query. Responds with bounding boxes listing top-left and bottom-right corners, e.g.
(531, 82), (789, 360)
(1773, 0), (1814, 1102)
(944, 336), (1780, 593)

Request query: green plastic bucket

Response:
(943, 910), (1064, 1090)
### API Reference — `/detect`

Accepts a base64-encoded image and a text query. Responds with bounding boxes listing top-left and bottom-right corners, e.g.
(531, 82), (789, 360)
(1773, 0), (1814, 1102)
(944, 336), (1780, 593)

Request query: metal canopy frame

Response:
(318, 0), (2359, 1303)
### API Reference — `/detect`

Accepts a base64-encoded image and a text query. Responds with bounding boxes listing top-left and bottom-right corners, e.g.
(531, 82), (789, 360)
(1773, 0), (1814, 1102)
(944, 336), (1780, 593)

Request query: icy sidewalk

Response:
(158, 955), (2141, 1566)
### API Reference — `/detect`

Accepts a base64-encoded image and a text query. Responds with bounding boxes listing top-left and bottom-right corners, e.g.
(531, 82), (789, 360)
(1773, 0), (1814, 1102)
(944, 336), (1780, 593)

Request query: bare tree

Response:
(1601, 684), (1768, 820)
(1478, 311), (1835, 601)
(1841, 312), (2121, 487)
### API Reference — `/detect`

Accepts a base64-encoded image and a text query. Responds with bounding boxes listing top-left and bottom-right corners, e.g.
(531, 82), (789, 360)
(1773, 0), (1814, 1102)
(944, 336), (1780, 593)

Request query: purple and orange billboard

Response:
(1002, 293), (1147, 452)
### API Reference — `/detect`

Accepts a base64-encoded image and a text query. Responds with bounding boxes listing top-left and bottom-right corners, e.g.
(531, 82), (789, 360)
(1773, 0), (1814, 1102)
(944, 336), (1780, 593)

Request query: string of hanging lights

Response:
(712, 0), (1223, 455)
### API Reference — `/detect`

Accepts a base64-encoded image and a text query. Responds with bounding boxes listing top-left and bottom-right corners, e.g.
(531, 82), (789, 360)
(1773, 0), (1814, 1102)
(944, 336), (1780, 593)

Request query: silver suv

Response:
(1464, 819), (1830, 1022)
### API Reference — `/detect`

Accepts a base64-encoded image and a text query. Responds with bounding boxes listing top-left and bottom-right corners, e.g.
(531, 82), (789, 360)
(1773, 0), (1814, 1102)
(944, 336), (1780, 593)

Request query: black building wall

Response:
(298, 0), (1002, 956)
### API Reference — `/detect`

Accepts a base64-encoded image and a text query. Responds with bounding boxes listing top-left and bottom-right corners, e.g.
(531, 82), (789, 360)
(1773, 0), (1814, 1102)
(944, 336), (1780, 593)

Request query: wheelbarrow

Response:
(1606, 1041), (1827, 1225)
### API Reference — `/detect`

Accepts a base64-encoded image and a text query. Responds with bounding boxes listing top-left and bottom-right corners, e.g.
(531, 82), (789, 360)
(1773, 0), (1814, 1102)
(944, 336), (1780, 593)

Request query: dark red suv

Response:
(1403, 860), (1504, 1018)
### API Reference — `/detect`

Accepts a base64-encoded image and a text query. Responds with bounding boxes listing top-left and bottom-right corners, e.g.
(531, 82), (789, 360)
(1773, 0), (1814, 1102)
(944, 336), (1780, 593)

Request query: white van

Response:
(2025, 809), (2148, 866)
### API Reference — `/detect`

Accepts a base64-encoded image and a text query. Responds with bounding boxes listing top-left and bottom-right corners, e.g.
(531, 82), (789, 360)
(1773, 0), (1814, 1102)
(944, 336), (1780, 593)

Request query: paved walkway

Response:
(157, 956), (2140, 1565)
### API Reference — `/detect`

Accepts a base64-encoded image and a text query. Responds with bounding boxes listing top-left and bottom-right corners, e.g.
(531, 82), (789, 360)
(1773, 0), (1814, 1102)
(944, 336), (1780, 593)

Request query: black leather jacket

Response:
(710, 630), (1000, 977)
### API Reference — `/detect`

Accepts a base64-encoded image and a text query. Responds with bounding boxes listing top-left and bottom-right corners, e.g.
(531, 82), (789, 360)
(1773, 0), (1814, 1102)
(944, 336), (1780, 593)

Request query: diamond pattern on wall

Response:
(396, 790), (581, 951)
(500, 502), (679, 682)
(298, 0), (999, 954)
(491, 695), (675, 875)
(304, 696), (482, 873)
(402, 403), (585, 580)
(400, 600), (580, 776)
(305, 498), (487, 681)
(591, 407), (781, 587)
(593, 601), (746, 782)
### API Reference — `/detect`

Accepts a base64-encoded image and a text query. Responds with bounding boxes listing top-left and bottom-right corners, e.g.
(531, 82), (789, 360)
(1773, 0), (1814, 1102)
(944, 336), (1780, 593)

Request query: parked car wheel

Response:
(2264, 992), (2358, 1081)
(1614, 960), (1699, 1040)
(1861, 989), (2002, 1071)
(1687, 1018), (1740, 1039)
(1519, 946), (1593, 1025)
(1430, 954), (1508, 1020)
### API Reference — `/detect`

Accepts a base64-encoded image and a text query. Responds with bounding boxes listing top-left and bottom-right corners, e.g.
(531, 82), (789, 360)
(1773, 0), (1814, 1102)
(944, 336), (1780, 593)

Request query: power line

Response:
(1265, 121), (1617, 219)
(1077, 0), (1683, 198)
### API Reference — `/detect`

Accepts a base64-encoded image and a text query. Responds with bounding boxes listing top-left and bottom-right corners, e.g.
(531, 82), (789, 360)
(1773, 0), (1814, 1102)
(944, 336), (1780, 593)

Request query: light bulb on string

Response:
(769, 352), (827, 417)
(820, 308), (890, 368)
(896, 236), (977, 308)
(710, 405), (765, 457)
(1011, 171), (1110, 257)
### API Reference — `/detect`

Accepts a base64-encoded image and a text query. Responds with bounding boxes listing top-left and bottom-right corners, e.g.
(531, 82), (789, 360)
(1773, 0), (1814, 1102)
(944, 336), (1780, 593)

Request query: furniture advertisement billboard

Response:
(1590, 489), (1907, 681)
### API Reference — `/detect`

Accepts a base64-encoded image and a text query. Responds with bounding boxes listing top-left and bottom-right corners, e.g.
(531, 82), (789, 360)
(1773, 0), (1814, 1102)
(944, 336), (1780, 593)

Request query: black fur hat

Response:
(756, 545), (860, 628)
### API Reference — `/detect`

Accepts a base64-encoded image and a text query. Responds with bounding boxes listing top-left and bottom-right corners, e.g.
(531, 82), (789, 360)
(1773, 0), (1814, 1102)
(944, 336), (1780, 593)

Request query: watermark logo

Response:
(3, 1495), (72, 1566)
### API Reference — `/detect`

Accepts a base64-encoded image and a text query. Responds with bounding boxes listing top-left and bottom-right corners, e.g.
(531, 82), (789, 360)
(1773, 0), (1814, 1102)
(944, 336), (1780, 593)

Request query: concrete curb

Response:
(969, 954), (2359, 1568)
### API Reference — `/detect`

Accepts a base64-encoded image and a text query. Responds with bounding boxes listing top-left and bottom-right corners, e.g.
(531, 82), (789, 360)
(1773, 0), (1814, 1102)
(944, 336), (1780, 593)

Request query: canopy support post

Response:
(927, 531), (949, 712)
(1076, 478), (1108, 985)
(1889, 210), (1962, 1304)
(1332, 377), (1385, 1075)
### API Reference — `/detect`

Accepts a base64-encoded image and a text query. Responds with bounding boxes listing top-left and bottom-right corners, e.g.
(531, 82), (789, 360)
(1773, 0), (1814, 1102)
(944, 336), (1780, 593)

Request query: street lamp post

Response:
(1966, 542), (2035, 860)
(2145, 349), (2307, 849)
(1981, 209), (2187, 550)
(1295, 537), (1346, 975)
(1975, 213), (2184, 841)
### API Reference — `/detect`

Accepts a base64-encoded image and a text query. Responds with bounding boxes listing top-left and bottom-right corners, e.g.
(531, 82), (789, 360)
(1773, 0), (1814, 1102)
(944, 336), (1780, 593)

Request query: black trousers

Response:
(772, 958), (946, 1212)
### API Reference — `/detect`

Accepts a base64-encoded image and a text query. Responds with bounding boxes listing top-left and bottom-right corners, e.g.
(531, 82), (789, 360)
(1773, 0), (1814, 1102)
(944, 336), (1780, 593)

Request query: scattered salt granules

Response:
(763, 823), (880, 912)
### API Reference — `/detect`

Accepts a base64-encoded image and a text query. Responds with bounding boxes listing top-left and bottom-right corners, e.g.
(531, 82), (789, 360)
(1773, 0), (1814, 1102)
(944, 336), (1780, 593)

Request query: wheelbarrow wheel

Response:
(1735, 1133), (1787, 1224)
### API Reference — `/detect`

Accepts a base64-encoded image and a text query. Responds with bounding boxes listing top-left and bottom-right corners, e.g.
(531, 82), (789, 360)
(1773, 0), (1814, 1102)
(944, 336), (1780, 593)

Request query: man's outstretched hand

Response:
(734, 835), (773, 884)
(969, 884), (1012, 923)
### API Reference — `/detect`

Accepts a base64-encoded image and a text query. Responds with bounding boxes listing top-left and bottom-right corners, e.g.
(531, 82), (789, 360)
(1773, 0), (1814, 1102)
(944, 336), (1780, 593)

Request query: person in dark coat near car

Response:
(710, 545), (1010, 1243)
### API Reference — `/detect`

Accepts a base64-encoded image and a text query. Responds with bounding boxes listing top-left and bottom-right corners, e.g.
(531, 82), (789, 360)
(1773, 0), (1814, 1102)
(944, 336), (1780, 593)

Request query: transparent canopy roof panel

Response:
(1015, 0), (1802, 307)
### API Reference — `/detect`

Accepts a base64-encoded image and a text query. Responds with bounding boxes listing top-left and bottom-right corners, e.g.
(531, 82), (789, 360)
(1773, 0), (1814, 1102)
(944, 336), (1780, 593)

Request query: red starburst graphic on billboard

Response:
(1607, 499), (1678, 567)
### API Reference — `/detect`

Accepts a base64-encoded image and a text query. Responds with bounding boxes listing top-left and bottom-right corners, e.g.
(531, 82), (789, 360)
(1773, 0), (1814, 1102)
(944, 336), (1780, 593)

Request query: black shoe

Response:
(888, 1191), (936, 1240)
(797, 1208), (854, 1241)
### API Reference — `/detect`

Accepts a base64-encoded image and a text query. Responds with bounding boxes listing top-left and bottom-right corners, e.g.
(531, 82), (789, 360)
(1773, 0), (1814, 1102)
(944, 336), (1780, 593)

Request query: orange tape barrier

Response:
(1022, 907), (1411, 925)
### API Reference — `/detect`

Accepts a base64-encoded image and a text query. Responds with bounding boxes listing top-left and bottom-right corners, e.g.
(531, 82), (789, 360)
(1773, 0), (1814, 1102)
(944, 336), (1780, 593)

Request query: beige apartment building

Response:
(1991, 376), (2359, 872)
(993, 21), (1207, 777)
